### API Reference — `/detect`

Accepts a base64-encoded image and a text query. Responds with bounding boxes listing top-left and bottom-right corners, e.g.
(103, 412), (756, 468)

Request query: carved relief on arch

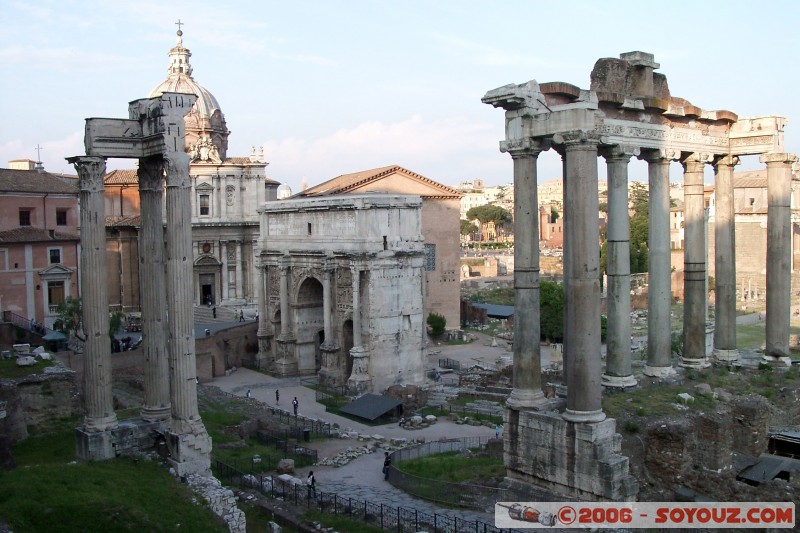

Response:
(267, 266), (280, 298)
(225, 184), (235, 206)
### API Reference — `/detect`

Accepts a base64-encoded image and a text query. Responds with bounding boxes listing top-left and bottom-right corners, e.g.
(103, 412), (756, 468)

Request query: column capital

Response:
(138, 157), (164, 191)
(638, 148), (680, 163)
(500, 138), (550, 158)
(681, 152), (713, 173)
(68, 156), (106, 191)
(164, 153), (190, 187)
(760, 152), (797, 166)
(600, 144), (640, 162)
(552, 130), (606, 148)
(713, 155), (740, 169)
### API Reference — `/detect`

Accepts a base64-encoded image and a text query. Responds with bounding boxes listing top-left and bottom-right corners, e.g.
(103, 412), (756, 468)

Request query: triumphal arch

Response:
(483, 51), (793, 500)
(69, 93), (210, 476)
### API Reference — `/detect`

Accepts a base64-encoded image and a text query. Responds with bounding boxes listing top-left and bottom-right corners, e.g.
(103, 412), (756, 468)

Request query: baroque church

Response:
(104, 29), (279, 314)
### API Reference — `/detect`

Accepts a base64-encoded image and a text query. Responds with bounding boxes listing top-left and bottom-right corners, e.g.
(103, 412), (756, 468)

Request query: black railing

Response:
(2, 310), (84, 353)
(218, 389), (333, 438)
(213, 456), (527, 533)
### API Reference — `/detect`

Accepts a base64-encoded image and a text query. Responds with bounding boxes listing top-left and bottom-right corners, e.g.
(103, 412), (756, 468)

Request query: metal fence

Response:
(2, 310), (84, 352)
(254, 427), (318, 464)
(213, 456), (527, 533)
(218, 389), (333, 438)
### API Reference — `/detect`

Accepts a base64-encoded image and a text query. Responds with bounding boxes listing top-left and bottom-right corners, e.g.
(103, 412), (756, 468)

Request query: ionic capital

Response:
(712, 155), (740, 170)
(681, 152), (713, 173)
(760, 152), (798, 166)
(67, 156), (106, 192)
(500, 138), (550, 159)
(552, 130), (606, 150)
(600, 144), (640, 162)
(638, 148), (680, 163)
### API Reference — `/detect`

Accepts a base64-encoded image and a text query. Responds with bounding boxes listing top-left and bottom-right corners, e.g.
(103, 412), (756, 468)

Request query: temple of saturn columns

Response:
(483, 51), (794, 501)
(68, 93), (211, 477)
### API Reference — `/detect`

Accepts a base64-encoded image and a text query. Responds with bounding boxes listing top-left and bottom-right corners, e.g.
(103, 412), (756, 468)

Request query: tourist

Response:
(212, 306), (217, 319)
(239, 310), (244, 322)
(382, 452), (392, 480)
(275, 389), (280, 404)
(292, 397), (299, 416)
(246, 389), (252, 399)
(306, 470), (316, 498)
(398, 416), (406, 428)
(495, 423), (501, 439)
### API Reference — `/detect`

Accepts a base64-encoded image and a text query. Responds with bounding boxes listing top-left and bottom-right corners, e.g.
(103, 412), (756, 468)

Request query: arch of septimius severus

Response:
(483, 51), (794, 500)
(68, 93), (210, 477)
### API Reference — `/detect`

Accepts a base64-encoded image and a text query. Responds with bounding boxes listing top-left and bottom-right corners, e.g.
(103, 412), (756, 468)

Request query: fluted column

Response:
(256, 263), (268, 369)
(681, 153), (711, 368)
(138, 157), (171, 421)
(221, 241), (229, 301)
(601, 145), (638, 388)
(347, 264), (371, 393)
(556, 131), (604, 423)
(69, 156), (117, 432)
(763, 153), (797, 360)
(641, 150), (676, 376)
(501, 139), (549, 409)
(164, 153), (203, 433)
(235, 241), (243, 300)
(713, 155), (740, 363)
(351, 266), (362, 348)
(322, 259), (334, 346)
(279, 261), (290, 337)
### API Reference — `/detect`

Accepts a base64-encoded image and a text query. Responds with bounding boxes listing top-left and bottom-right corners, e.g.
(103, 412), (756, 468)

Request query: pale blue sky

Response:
(2, 0), (798, 192)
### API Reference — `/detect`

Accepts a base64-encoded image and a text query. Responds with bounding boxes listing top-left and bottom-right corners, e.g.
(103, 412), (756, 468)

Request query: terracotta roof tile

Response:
(104, 169), (139, 185)
(297, 165), (461, 199)
(0, 168), (79, 194)
(0, 227), (79, 243)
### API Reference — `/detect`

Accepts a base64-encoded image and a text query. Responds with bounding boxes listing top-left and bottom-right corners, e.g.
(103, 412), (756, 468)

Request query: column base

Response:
(762, 355), (793, 367)
(75, 427), (116, 461)
(643, 365), (676, 378)
(505, 389), (550, 410)
(713, 348), (739, 363)
(167, 421), (212, 478)
(346, 346), (371, 395)
(84, 413), (119, 433)
(76, 418), (164, 461)
(680, 357), (711, 369)
(140, 406), (171, 423)
(601, 373), (638, 389)
(562, 408), (606, 423)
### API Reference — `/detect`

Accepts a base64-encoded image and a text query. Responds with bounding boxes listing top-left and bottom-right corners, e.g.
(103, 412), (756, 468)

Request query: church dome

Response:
(149, 28), (229, 161)
(277, 183), (293, 200)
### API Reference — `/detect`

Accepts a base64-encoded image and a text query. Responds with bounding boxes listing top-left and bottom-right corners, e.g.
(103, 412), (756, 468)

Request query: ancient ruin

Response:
(68, 91), (211, 476)
(254, 194), (427, 394)
(483, 51), (793, 501)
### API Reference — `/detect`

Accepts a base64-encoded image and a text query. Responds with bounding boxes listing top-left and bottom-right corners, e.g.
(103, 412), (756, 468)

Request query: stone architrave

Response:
(763, 153), (797, 361)
(712, 155), (740, 363)
(681, 153), (711, 369)
(601, 145), (638, 388)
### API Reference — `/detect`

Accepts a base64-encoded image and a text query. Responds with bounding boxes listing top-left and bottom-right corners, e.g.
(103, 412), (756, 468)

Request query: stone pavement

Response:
(210, 367), (500, 524)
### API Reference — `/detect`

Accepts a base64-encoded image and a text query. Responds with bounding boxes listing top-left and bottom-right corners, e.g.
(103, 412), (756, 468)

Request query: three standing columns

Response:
(763, 153), (798, 360)
(601, 146), (638, 388)
(713, 156), (740, 362)
(642, 151), (676, 377)
(503, 140), (548, 409)
(557, 131), (605, 423)
(681, 153), (711, 368)
(69, 156), (118, 432)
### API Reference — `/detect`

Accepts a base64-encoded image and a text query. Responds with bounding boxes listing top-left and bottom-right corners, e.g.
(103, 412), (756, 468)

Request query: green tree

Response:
(466, 205), (511, 243)
(550, 208), (560, 223)
(460, 219), (477, 236)
(540, 280), (564, 342)
(600, 181), (649, 278)
(427, 312), (447, 338)
(53, 297), (124, 344)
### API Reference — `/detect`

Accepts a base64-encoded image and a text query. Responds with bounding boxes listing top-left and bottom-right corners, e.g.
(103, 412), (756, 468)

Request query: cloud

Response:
(0, 131), (85, 174)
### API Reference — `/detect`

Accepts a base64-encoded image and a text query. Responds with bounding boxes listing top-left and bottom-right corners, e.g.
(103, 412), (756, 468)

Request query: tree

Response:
(540, 280), (564, 342)
(550, 208), (560, 223)
(466, 205), (511, 243)
(53, 297), (124, 345)
(427, 312), (447, 338)
(460, 219), (477, 236)
(599, 181), (649, 279)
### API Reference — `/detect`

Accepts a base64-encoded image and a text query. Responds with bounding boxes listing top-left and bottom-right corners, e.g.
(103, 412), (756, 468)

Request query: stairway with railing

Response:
(1, 310), (84, 353)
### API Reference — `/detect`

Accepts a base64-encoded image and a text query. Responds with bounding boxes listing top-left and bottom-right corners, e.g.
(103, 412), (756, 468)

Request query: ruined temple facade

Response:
(254, 194), (427, 394)
(484, 51), (794, 501)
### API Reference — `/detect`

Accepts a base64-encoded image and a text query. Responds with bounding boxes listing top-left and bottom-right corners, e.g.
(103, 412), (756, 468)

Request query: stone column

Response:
(681, 153), (711, 368)
(274, 256), (297, 375)
(501, 139), (549, 409)
(713, 155), (740, 363)
(69, 156), (118, 432)
(256, 262), (269, 369)
(235, 241), (243, 300)
(641, 150), (676, 376)
(319, 258), (340, 387)
(164, 151), (211, 475)
(279, 262), (290, 337)
(763, 153), (797, 360)
(138, 157), (171, 422)
(555, 131), (604, 423)
(347, 265), (371, 394)
(221, 241), (229, 301)
(601, 145), (638, 388)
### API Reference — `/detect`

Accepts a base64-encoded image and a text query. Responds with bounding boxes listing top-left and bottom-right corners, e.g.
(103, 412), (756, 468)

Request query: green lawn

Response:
(394, 449), (504, 483)
(0, 357), (55, 378)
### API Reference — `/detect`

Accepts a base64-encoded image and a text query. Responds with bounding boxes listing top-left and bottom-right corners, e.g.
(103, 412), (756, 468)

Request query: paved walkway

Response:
(211, 366), (500, 524)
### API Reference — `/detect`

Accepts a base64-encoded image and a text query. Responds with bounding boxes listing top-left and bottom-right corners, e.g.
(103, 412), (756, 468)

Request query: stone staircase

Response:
(193, 305), (240, 324)
(426, 384), (460, 408)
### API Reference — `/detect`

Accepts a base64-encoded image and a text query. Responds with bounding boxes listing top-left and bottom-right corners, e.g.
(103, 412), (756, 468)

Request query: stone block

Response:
(12, 344), (30, 355)
(75, 427), (115, 461)
(15, 356), (36, 367)
(276, 458), (295, 474)
(573, 418), (617, 443)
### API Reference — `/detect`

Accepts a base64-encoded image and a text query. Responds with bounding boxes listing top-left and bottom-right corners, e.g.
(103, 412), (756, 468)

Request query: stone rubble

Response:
(185, 473), (246, 533)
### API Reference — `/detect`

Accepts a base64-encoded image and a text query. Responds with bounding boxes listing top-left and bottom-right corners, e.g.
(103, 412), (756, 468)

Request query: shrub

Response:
(427, 313), (446, 338)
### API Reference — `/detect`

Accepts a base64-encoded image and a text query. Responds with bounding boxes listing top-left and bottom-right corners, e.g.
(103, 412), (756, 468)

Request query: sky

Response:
(2, 0), (799, 193)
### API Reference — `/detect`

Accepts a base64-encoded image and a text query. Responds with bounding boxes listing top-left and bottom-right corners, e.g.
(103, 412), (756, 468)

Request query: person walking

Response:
(495, 423), (501, 439)
(306, 470), (316, 499)
(212, 306), (217, 319)
(246, 389), (252, 399)
(239, 310), (244, 322)
(292, 397), (299, 416)
(275, 389), (280, 404)
(382, 452), (392, 481)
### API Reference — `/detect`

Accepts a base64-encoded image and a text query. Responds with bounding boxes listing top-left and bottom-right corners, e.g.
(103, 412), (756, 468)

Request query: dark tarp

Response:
(470, 303), (514, 319)
(339, 393), (402, 421)
(736, 455), (800, 485)
(41, 331), (66, 341)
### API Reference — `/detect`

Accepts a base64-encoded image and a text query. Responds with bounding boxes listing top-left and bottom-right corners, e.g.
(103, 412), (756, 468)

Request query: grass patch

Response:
(603, 384), (717, 419)
(304, 510), (385, 533)
(0, 456), (227, 533)
(0, 357), (55, 379)
(395, 450), (504, 483)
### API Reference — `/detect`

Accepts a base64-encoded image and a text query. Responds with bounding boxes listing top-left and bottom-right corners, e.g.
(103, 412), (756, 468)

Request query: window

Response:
(424, 243), (436, 271)
(48, 281), (65, 307)
(199, 195), (210, 215)
(49, 248), (61, 264)
(56, 209), (67, 226)
(19, 209), (31, 226)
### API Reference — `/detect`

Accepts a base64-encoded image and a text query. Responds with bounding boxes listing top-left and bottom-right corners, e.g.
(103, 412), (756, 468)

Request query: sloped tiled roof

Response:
(0, 227), (79, 243)
(0, 168), (79, 194)
(106, 215), (142, 227)
(104, 169), (139, 185)
(296, 165), (462, 199)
